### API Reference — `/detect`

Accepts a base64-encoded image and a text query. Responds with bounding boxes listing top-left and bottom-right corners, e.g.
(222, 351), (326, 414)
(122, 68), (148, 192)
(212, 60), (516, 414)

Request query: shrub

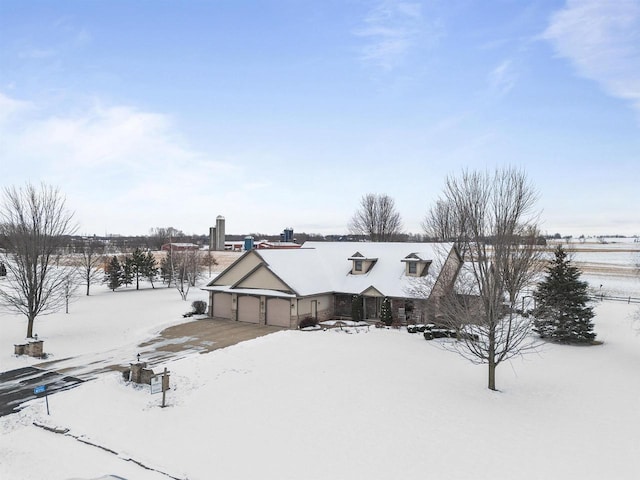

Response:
(191, 300), (207, 315)
(431, 328), (456, 339)
(380, 297), (392, 326)
(299, 316), (319, 329)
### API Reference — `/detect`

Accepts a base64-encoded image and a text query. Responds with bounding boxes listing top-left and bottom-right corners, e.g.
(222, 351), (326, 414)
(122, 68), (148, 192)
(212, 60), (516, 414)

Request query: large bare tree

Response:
(348, 193), (403, 242)
(0, 183), (76, 338)
(424, 168), (542, 391)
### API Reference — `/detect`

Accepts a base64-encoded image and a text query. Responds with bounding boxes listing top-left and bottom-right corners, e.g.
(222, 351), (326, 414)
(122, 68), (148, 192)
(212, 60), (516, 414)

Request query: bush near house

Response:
(191, 300), (207, 315)
(299, 316), (319, 329)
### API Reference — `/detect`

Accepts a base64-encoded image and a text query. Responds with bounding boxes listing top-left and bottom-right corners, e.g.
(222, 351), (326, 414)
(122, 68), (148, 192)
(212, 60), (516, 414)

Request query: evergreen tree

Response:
(104, 256), (122, 292)
(380, 297), (393, 326)
(121, 256), (134, 287)
(130, 248), (146, 290)
(144, 251), (158, 288)
(351, 295), (363, 322)
(533, 245), (596, 343)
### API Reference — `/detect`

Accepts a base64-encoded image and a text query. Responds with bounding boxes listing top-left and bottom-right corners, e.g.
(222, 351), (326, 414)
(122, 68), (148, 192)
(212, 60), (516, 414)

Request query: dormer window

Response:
(402, 253), (431, 277)
(348, 252), (377, 275)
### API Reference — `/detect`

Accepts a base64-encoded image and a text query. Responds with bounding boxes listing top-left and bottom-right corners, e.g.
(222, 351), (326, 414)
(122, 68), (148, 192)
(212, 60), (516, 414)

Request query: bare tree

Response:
(204, 249), (218, 278)
(76, 240), (105, 296)
(424, 168), (542, 391)
(172, 250), (205, 300)
(500, 227), (546, 306)
(0, 183), (76, 338)
(147, 226), (184, 250)
(349, 193), (403, 241)
(63, 272), (80, 314)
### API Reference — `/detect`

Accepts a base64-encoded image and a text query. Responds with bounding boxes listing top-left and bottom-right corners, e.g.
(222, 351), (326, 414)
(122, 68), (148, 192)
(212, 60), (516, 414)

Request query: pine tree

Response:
(533, 245), (596, 343)
(121, 256), (134, 287)
(130, 248), (146, 290)
(144, 251), (158, 288)
(104, 256), (122, 292)
(380, 297), (393, 326)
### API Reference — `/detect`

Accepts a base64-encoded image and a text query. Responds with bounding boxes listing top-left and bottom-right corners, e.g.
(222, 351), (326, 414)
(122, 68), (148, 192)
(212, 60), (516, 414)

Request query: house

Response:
(202, 242), (462, 328)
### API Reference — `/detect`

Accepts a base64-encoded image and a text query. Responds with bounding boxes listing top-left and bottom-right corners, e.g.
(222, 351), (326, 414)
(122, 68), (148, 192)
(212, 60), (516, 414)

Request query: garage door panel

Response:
(238, 296), (260, 323)
(213, 293), (232, 319)
(266, 299), (290, 328)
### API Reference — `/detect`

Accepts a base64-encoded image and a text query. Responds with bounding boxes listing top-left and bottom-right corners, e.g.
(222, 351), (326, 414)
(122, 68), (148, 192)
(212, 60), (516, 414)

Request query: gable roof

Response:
(205, 241), (457, 299)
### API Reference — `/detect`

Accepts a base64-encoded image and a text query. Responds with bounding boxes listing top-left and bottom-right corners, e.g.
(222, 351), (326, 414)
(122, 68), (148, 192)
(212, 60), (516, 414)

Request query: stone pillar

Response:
(130, 362), (147, 383)
(27, 340), (44, 357)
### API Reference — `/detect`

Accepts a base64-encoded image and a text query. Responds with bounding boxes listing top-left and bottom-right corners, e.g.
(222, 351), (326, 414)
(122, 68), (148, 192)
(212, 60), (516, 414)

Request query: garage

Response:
(212, 293), (232, 319)
(266, 298), (291, 328)
(238, 295), (260, 323)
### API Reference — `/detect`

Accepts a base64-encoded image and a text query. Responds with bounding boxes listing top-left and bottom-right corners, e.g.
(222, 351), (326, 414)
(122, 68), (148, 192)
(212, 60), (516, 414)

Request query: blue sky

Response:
(1, 0), (638, 237)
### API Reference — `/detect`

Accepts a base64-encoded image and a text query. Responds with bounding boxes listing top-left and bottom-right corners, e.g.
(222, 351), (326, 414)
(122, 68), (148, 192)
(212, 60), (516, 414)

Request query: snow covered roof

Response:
(206, 241), (456, 299)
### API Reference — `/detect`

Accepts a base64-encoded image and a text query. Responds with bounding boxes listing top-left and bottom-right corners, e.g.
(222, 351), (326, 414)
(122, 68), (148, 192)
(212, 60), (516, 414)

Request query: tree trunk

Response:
(488, 326), (497, 391)
(488, 359), (496, 391)
(27, 316), (35, 338)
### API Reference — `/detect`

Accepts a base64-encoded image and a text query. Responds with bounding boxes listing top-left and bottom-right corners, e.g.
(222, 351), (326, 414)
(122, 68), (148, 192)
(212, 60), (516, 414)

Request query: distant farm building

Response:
(161, 243), (199, 252)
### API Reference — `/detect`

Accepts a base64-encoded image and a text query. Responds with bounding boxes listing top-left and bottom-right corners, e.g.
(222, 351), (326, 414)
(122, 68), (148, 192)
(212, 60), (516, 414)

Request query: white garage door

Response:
(213, 293), (232, 319)
(238, 296), (260, 323)
(266, 298), (291, 328)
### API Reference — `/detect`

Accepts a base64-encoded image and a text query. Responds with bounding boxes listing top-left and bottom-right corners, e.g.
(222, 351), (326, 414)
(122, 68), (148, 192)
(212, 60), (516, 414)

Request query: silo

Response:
(283, 228), (294, 243)
(209, 227), (216, 250)
(215, 216), (225, 251)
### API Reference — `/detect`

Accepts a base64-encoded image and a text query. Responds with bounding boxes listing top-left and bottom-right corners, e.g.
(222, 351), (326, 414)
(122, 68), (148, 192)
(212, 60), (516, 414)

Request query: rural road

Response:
(0, 318), (283, 417)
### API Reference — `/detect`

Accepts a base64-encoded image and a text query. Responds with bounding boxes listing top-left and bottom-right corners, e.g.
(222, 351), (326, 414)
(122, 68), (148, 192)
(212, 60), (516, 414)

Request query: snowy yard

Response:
(1, 276), (639, 479)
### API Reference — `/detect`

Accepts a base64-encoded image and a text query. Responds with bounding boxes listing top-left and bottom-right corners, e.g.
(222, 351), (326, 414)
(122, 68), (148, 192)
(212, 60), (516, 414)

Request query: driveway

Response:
(0, 318), (284, 417)
(136, 318), (284, 367)
(0, 366), (83, 417)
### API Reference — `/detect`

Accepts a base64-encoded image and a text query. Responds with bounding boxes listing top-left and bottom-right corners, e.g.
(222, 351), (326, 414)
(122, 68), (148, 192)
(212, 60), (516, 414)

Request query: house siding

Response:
(211, 252), (262, 286)
(235, 266), (290, 292)
(295, 295), (332, 324)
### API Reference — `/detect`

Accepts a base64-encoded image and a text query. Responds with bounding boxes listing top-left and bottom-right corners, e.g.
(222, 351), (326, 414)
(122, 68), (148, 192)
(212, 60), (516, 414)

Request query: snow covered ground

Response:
(1, 264), (639, 479)
(0, 281), (209, 374)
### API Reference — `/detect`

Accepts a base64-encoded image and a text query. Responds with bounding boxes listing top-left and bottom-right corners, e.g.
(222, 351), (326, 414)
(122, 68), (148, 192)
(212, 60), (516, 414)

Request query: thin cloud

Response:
(354, 0), (437, 70)
(0, 92), (32, 124)
(543, 0), (640, 112)
(488, 59), (518, 96)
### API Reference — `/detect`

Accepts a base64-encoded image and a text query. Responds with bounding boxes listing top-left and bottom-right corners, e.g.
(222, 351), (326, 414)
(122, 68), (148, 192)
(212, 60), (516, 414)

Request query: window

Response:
(408, 262), (417, 274)
(354, 260), (363, 272)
